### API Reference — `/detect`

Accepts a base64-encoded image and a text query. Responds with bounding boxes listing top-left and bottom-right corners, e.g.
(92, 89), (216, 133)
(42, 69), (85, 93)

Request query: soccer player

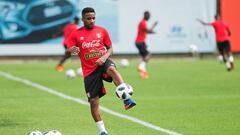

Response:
(66, 7), (136, 135)
(198, 14), (234, 71)
(56, 17), (80, 72)
(135, 11), (158, 79)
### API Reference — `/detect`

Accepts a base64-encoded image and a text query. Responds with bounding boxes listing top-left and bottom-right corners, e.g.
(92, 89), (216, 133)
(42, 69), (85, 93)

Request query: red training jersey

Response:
(63, 23), (78, 45)
(211, 20), (230, 42)
(135, 19), (147, 43)
(66, 26), (112, 77)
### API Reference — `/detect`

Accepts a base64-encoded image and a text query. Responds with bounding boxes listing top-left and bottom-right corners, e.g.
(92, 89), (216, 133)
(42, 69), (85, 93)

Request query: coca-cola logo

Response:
(82, 40), (101, 49)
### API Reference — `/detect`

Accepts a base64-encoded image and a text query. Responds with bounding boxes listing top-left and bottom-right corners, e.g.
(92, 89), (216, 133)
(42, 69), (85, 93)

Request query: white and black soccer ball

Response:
(120, 59), (130, 67)
(76, 67), (83, 76)
(217, 55), (224, 63)
(66, 69), (76, 78)
(27, 130), (42, 135)
(116, 83), (133, 100)
(43, 130), (62, 135)
(189, 44), (198, 54)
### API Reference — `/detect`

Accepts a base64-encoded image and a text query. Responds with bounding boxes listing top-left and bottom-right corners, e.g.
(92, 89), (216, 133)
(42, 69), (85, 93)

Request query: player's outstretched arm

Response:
(197, 18), (211, 26)
(146, 21), (158, 34)
(150, 21), (158, 31)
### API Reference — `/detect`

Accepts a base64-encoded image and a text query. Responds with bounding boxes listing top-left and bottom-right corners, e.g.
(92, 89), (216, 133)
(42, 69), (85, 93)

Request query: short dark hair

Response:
(144, 11), (150, 16)
(144, 11), (150, 20)
(82, 7), (95, 17)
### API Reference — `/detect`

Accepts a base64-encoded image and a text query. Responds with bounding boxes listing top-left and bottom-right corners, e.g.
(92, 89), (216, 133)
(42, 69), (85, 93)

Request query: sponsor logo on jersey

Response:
(82, 40), (101, 49)
(84, 50), (103, 60)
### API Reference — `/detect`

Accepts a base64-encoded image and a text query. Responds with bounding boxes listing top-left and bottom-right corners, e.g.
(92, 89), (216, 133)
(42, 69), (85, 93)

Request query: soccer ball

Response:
(66, 69), (76, 78)
(116, 83), (133, 100)
(189, 44), (198, 53)
(43, 130), (62, 135)
(76, 67), (83, 76)
(120, 59), (129, 67)
(217, 55), (224, 63)
(27, 130), (42, 135)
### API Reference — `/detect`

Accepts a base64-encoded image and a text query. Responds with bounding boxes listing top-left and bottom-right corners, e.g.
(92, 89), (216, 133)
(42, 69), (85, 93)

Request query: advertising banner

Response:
(0, 0), (216, 56)
(117, 0), (217, 54)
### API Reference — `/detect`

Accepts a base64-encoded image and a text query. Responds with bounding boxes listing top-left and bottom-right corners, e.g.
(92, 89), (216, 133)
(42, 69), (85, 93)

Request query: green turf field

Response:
(0, 58), (240, 135)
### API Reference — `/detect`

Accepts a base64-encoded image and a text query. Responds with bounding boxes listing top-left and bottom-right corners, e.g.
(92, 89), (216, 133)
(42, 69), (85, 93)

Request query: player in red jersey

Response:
(66, 7), (136, 135)
(198, 14), (234, 71)
(135, 11), (158, 79)
(56, 17), (79, 72)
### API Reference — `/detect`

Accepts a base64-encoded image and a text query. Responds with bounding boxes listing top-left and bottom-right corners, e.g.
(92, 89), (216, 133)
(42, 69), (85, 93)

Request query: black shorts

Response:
(135, 42), (149, 57)
(84, 59), (116, 101)
(217, 40), (231, 54)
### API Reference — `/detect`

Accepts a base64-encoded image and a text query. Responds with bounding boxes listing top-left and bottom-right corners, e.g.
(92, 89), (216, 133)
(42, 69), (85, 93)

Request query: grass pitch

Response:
(0, 58), (240, 135)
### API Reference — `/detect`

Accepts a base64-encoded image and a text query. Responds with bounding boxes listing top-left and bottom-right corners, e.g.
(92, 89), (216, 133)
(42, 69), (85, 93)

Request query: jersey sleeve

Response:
(65, 31), (77, 48)
(103, 29), (112, 47)
(210, 21), (216, 27)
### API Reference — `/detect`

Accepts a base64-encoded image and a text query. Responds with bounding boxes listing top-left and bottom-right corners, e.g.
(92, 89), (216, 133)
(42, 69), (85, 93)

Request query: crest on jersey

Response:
(80, 36), (84, 40)
(96, 33), (101, 38)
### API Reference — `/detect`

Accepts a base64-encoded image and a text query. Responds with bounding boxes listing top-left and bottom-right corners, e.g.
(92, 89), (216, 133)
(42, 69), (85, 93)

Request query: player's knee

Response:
(89, 97), (98, 106)
(107, 66), (117, 75)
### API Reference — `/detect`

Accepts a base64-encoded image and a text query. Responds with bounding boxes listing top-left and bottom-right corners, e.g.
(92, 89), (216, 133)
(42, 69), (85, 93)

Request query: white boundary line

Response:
(0, 71), (182, 135)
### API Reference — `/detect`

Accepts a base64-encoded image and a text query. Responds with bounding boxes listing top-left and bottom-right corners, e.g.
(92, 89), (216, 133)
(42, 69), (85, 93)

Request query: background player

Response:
(56, 17), (80, 72)
(198, 14), (234, 71)
(66, 7), (136, 135)
(135, 11), (158, 79)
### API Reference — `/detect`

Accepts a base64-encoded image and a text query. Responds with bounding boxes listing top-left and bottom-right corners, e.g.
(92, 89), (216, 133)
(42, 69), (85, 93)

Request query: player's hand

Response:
(153, 21), (158, 26)
(96, 56), (107, 66)
(150, 21), (158, 33)
(68, 46), (79, 55)
(196, 18), (204, 24)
